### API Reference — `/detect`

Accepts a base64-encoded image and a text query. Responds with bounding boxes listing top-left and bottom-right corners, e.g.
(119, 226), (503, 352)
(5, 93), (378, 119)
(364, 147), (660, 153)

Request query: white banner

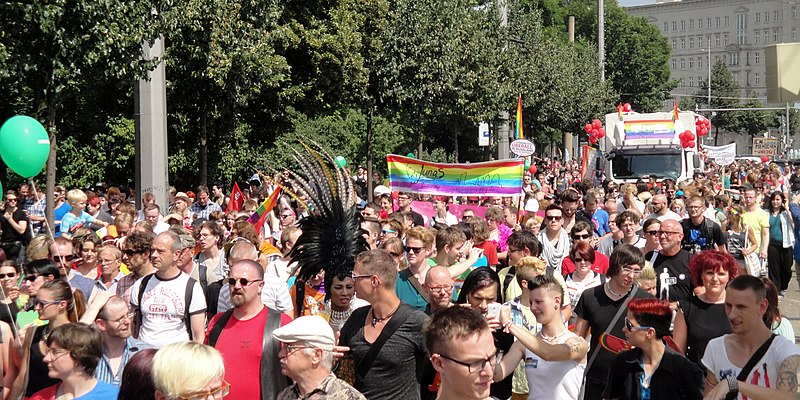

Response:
(704, 143), (736, 166)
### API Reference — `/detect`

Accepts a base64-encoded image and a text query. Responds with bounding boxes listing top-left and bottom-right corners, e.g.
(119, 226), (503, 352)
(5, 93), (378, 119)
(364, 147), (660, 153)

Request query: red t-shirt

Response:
(205, 307), (293, 400)
(474, 241), (499, 267)
(561, 252), (610, 276)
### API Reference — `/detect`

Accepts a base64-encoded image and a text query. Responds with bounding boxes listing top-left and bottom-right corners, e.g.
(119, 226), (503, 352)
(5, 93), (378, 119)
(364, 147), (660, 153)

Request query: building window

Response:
(672, 38), (677, 49)
(689, 76), (694, 87)
(681, 20), (686, 31)
(664, 22), (669, 32)
(698, 57), (703, 69)
(672, 59), (677, 70)
(716, 17), (721, 27)
(755, 72), (761, 85)
(774, 29), (779, 42)
(681, 38), (686, 49)
(715, 34), (721, 47)
(689, 58), (694, 68)
(724, 16), (729, 27)
(681, 58), (685, 69)
(756, 12), (760, 23)
(698, 19), (703, 30)
(673, 21), (677, 31)
(707, 17), (712, 28)
(765, 12), (769, 23)
(690, 37), (695, 48)
(690, 19), (694, 30)
(723, 33), (729, 46)
(736, 14), (747, 44)
(733, 72), (738, 84)
(755, 30), (760, 43)
(730, 52), (739, 66)
(793, 27), (797, 40)
(793, 6), (797, 20)
(774, 10), (779, 22)
(755, 52), (761, 64)
(764, 30), (768, 43)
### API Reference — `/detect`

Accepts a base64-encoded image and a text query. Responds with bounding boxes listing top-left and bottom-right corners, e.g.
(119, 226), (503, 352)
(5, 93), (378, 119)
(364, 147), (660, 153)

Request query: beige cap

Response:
(272, 316), (335, 351)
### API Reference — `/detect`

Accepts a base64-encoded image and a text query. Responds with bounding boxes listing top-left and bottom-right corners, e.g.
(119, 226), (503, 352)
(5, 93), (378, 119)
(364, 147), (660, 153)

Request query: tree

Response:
(696, 59), (741, 144)
(738, 98), (776, 137)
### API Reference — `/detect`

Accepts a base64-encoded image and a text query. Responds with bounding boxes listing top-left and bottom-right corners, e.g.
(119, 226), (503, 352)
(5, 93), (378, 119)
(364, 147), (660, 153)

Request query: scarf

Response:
(538, 229), (571, 274)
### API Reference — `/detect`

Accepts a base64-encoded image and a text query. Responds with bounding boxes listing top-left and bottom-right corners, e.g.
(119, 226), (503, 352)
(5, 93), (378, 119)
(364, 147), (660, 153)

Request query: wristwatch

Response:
(726, 375), (739, 395)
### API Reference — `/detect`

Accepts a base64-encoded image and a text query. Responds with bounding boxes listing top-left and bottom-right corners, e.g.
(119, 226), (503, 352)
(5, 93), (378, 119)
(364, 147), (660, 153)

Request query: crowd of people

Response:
(0, 155), (795, 399)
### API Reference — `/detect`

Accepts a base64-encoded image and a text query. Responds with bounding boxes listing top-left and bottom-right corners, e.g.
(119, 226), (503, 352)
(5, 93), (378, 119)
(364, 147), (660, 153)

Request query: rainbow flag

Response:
(515, 95), (524, 139)
(672, 100), (679, 121)
(617, 102), (624, 120)
(248, 185), (282, 233)
(387, 155), (524, 197)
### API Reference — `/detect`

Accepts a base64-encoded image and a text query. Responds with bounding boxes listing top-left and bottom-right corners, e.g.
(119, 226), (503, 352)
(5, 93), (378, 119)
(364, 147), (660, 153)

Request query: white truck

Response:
(596, 111), (703, 183)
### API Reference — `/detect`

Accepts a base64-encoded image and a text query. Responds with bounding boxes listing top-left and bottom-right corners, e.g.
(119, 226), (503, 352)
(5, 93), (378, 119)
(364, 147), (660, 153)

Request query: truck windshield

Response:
(611, 153), (681, 180)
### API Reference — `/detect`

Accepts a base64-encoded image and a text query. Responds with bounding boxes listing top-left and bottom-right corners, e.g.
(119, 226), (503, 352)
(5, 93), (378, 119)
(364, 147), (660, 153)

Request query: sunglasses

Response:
(227, 277), (262, 287)
(0, 272), (16, 279)
(572, 234), (591, 240)
(545, 215), (562, 221)
(624, 318), (651, 331)
(645, 230), (659, 236)
(279, 214), (294, 219)
(123, 249), (145, 257)
(573, 258), (587, 263)
(24, 274), (41, 282)
(404, 246), (424, 254)
(51, 255), (76, 263)
(382, 229), (397, 235)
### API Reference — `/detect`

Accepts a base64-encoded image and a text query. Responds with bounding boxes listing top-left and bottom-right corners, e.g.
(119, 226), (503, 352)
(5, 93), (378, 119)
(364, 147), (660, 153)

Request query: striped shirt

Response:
(94, 337), (152, 386)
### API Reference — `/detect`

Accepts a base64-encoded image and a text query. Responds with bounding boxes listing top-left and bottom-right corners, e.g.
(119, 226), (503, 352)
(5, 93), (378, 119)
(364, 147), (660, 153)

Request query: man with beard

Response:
(83, 294), (152, 386)
(645, 194), (682, 222)
(205, 259), (293, 400)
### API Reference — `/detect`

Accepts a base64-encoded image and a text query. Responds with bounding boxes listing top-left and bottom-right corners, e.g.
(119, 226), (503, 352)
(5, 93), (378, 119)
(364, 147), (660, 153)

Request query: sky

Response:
(618, 0), (656, 6)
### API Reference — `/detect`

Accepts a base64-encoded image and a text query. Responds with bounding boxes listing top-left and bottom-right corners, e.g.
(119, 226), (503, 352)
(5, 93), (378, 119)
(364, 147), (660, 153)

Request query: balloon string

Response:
(28, 178), (56, 240)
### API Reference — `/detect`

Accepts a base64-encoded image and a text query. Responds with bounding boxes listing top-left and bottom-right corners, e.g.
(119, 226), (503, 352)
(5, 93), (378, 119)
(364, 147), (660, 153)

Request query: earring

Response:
(554, 304), (559, 310)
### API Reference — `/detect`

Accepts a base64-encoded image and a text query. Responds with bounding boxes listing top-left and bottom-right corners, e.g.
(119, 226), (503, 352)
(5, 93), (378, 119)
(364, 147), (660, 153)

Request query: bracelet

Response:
(726, 375), (739, 395)
(502, 320), (513, 333)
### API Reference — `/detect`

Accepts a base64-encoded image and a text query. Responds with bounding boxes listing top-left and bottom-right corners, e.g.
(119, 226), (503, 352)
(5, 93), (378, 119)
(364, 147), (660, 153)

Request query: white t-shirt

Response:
(130, 272), (206, 348)
(565, 272), (603, 315)
(525, 331), (585, 400)
(702, 334), (800, 398)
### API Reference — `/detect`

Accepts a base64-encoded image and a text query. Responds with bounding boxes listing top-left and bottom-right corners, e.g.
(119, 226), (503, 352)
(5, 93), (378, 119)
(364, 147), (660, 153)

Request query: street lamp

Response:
(700, 38), (711, 109)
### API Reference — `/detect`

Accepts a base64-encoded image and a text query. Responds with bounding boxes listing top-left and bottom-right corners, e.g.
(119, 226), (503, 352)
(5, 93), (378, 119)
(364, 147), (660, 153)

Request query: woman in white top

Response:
(495, 274), (587, 400)
(564, 241), (605, 328)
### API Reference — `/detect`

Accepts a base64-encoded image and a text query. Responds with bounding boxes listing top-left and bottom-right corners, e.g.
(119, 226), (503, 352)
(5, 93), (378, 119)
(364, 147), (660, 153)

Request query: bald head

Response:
(425, 266), (455, 311)
(229, 242), (259, 264)
(425, 266), (453, 286)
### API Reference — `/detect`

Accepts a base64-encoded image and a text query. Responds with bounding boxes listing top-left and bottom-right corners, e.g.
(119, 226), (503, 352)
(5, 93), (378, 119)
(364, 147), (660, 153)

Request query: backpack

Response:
(134, 274), (198, 340)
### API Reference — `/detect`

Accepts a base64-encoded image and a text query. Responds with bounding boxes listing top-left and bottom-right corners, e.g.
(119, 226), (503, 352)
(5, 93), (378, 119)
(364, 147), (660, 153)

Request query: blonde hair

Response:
(152, 342), (225, 399)
(66, 189), (88, 206)
(515, 256), (547, 285)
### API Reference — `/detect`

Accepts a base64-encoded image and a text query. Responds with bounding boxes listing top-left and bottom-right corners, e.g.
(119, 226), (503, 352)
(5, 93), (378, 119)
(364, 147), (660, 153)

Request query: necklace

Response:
(539, 330), (568, 342)
(330, 307), (352, 322)
(606, 282), (625, 298)
(371, 304), (401, 327)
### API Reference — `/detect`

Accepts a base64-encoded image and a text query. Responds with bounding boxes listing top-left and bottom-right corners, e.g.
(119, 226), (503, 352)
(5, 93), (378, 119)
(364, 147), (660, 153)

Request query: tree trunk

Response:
(453, 121), (459, 162)
(200, 113), (208, 187)
(366, 107), (373, 202)
(714, 125), (719, 146)
(46, 90), (57, 232)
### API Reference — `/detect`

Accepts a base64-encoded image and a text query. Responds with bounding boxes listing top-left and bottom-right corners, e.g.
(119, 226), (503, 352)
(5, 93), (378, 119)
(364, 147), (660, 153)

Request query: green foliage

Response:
(738, 98), (776, 137)
(56, 117), (135, 188)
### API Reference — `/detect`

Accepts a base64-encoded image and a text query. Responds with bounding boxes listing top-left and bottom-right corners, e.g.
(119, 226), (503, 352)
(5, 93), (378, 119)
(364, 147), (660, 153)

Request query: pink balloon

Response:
(623, 103), (632, 112)
(592, 119), (602, 129)
(584, 123), (592, 133)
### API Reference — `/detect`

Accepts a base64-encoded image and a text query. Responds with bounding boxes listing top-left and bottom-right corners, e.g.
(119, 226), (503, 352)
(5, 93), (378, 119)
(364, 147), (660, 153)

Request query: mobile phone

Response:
(487, 302), (501, 318)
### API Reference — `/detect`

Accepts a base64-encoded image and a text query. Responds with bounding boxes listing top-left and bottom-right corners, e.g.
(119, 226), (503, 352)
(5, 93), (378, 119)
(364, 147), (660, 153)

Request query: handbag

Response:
(742, 227), (763, 276)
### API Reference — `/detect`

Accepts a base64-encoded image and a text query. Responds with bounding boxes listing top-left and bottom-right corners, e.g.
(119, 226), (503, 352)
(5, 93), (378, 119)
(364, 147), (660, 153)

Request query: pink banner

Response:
(410, 200), (487, 221)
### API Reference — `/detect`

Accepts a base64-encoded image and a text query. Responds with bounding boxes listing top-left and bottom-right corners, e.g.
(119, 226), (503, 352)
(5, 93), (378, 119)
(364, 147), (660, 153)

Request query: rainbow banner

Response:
(624, 119), (675, 140)
(515, 95), (524, 139)
(387, 155), (524, 196)
(248, 185), (282, 233)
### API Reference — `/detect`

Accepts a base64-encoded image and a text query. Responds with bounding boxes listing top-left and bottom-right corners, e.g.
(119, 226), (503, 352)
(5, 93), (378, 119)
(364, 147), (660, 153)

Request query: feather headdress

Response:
(284, 143), (369, 317)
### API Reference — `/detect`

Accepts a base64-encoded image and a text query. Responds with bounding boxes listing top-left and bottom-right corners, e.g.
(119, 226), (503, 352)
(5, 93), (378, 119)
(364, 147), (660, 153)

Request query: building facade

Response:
(627, 0), (800, 103)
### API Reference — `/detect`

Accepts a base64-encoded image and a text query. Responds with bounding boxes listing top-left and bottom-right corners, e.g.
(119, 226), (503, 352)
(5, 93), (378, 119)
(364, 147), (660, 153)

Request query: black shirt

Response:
(604, 345), (704, 400)
(646, 249), (695, 303)
(0, 208), (28, 243)
(678, 296), (730, 366)
(680, 218), (726, 253)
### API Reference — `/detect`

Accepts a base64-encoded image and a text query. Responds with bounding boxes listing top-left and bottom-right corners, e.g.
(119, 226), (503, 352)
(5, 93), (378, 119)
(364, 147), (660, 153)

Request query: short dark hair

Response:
(607, 244), (645, 277)
(528, 273), (564, 306)
(506, 230), (540, 257)
(456, 267), (500, 304)
(47, 323), (103, 375)
(728, 275), (766, 302)
(423, 306), (489, 355)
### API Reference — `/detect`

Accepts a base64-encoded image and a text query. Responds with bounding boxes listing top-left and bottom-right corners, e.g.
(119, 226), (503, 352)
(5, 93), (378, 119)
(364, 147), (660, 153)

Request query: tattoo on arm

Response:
(776, 355), (799, 394)
(565, 337), (588, 357)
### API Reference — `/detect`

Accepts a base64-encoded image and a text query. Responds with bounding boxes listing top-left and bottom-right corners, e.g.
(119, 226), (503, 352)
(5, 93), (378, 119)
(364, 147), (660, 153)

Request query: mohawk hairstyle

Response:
(284, 143), (369, 317)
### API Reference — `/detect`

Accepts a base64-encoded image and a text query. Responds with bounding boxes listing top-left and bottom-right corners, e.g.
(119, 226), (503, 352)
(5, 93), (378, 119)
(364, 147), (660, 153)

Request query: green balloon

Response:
(334, 156), (347, 167)
(524, 159), (531, 169)
(0, 116), (50, 178)
(407, 153), (415, 158)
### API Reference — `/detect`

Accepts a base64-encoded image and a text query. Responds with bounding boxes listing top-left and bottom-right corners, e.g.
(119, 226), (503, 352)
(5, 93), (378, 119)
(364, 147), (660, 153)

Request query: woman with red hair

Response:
(604, 298), (704, 399)
(672, 250), (738, 368)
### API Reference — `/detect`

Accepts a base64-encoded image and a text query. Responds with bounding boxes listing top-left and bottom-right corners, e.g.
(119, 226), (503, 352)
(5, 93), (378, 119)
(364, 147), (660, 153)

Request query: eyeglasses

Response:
(24, 274), (41, 282)
(624, 318), (652, 332)
(438, 350), (503, 373)
(280, 344), (315, 356)
(381, 229), (397, 235)
(398, 196), (411, 201)
(99, 258), (118, 265)
(227, 277), (262, 287)
(350, 272), (373, 280)
(101, 312), (135, 324)
(545, 215), (562, 221)
(426, 285), (453, 294)
(620, 267), (643, 276)
(33, 299), (63, 309)
(178, 380), (231, 400)
(6, 198), (17, 202)
(572, 234), (591, 240)
(45, 347), (71, 360)
(573, 258), (588, 264)
(656, 230), (682, 236)
(645, 230), (660, 236)
(51, 255), (76, 263)
(0, 272), (16, 279)
(279, 214), (293, 219)
(404, 246), (424, 254)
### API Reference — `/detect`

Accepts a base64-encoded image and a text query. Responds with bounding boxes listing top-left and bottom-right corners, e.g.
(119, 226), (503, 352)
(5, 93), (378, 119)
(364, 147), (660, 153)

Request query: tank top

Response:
(524, 330), (585, 399)
(726, 230), (746, 259)
(26, 326), (60, 396)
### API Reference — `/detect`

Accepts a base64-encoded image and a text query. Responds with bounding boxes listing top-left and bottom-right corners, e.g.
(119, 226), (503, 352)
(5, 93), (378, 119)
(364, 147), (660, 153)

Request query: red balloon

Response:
(681, 139), (689, 148)
(584, 123), (592, 133)
(589, 136), (598, 145)
(699, 127), (708, 136)
(761, 155), (770, 163)
(597, 130), (606, 139)
(687, 141), (695, 148)
(705, 120), (711, 128)
(591, 128), (599, 136)
(592, 119), (602, 129)
(623, 103), (632, 112)
(529, 166), (537, 175)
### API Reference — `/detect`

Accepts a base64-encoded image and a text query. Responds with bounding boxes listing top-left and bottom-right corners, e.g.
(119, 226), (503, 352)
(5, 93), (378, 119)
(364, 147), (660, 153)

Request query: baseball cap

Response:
(272, 316), (335, 351)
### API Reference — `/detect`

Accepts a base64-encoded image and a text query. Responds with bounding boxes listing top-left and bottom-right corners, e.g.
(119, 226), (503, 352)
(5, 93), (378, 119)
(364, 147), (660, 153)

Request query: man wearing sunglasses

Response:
(206, 259), (293, 400)
(49, 236), (95, 300)
(116, 232), (155, 304)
